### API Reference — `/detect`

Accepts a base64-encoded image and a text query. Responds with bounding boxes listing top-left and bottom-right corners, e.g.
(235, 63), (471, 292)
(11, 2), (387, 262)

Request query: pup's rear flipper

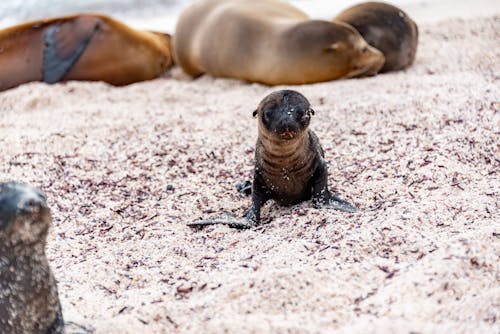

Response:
(188, 214), (255, 229)
(43, 16), (100, 83)
(235, 180), (252, 196)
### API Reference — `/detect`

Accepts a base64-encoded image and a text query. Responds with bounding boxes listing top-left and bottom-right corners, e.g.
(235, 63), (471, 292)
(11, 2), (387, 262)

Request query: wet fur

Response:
(245, 90), (358, 225)
(189, 90), (357, 229)
(0, 246), (63, 334)
(255, 129), (323, 206)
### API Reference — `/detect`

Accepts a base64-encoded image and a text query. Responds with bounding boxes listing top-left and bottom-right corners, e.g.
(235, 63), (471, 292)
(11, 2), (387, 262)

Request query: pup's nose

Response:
(280, 131), (295, 140)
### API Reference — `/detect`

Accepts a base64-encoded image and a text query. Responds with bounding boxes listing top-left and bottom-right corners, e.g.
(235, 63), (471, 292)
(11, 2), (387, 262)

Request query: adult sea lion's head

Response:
(334, 2), (419, 72)
(148, 31), (175, 68)
(284, 20), (385, 79)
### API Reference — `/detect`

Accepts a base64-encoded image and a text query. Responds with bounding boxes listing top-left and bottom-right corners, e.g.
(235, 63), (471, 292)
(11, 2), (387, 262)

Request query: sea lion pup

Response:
(0, 14), (173, 92)
(334, 2), (418, 72)
(173, 0), (385, 85)
(0, 182), (64, 334)
(189, 90), (358, 229)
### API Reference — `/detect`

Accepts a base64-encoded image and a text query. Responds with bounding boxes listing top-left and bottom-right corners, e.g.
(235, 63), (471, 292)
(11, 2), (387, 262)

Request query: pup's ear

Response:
(252, 110), (258, 118)
(307, 108), (315, 116)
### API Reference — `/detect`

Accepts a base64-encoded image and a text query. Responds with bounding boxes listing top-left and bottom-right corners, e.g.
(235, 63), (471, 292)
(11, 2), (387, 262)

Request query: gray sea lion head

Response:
(0, 181), (51, 247)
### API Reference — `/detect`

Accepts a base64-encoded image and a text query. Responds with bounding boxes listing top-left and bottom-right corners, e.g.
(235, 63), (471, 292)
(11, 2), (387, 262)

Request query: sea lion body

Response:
(247, 90), (358, 224)
(173, 0), (385, 85)
(189, 90), (357, 229)
(334, 2), (418, 72)
(0, 182), (63, 334)
(0, 14), (173, 91)
(255, 128), (324, 206)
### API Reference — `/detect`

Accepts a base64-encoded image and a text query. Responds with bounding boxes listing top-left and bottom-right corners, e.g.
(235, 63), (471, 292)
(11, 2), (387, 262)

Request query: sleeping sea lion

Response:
(0, 14), (173, 91)
(0, 181), (63, 333)
(189, 90), (358, 229)
(334, 2), (418, 72)
(173, 0), (385, 85)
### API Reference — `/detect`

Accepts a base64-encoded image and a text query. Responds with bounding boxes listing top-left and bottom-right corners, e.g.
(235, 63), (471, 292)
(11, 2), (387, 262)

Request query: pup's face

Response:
(254, 90), (314, 140)
(0, 182), (51, 247)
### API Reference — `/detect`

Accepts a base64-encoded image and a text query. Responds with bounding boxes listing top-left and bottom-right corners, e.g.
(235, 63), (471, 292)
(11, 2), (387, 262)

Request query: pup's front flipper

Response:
(314, 194), (359, 213)
(188, 213), (255, 229)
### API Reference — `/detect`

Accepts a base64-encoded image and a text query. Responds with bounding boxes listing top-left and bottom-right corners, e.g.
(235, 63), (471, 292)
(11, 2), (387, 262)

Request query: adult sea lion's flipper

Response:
(43, 17), (100, 84)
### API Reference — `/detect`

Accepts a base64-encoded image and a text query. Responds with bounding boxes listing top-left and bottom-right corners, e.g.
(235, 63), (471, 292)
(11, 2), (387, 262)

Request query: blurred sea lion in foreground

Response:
(0, 181), (63, 333)
(173, 0), (385, 85)
(0, 14), (173, 92)
(334, 2), (418, 72)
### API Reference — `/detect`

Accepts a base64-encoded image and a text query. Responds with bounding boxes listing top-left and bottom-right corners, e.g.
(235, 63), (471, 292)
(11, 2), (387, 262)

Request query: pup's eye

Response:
(264, 108), (273, 120)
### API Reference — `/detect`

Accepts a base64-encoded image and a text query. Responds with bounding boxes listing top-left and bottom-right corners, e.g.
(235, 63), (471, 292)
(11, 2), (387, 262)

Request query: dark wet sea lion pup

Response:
(173, 0), (385, 85)
(0, 182), (63, 333)
(334, 2), (418, 72)
(189, 90), (358, 229)
(0, 13), (173, 92)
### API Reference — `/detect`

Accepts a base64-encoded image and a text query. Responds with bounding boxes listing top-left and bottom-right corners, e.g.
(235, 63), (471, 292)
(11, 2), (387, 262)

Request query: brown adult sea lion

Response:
(173, 0), (385, 85)
(334, 2), (418, 72)
(0, 181), (63, 333)
(189, 90), (358, 229)
(0, 14), (173, 92)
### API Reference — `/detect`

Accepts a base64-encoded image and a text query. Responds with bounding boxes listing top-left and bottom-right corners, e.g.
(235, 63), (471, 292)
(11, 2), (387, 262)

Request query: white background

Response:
(0, 0), (497, 30)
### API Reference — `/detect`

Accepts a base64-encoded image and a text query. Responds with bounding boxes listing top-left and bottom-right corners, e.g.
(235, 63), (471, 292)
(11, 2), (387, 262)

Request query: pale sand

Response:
(0, 11), (499, 334)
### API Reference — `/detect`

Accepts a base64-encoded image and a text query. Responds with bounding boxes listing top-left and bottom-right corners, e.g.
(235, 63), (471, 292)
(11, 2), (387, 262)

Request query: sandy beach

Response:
(0, 1), (499, 333)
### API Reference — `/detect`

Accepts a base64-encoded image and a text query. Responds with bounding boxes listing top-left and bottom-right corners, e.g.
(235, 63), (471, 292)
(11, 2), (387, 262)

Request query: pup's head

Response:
(254, 90), (314, 141)
(0, 182), (51, 247)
